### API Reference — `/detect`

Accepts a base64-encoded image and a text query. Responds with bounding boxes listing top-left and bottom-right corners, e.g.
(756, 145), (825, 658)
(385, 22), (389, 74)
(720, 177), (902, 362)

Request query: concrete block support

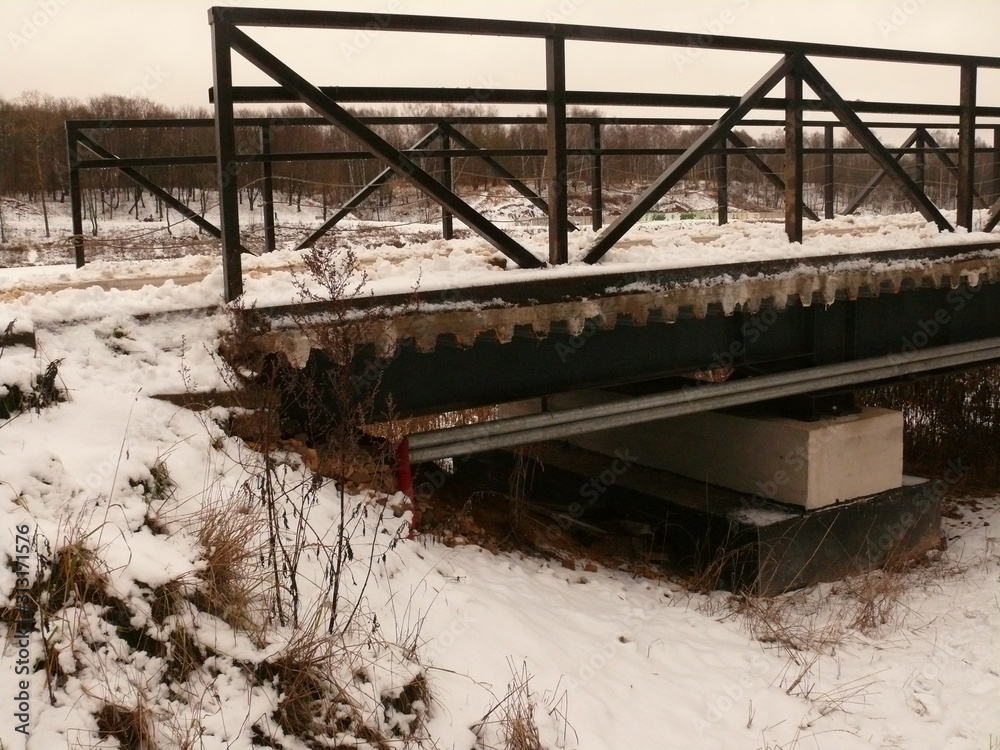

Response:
(550, 391), (903, 510)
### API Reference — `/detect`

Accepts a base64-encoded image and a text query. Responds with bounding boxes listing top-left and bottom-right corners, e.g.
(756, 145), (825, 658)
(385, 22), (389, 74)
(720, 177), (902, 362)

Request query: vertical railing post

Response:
(260, 123), (276, 253)
(716, 149), (728, 225)
(784, 55), (804, 243)
(823, 124), (835, 220)
(956, 63), (977, 230)
(441, 128), (454, 240)
(914, 128), (926, 194)
(992, 126), (1000, 206)
(590, 122), (603, 231)
(545, 35), (568, 264)
(210, 11), (243, 301)
(66, 124), (85, 268)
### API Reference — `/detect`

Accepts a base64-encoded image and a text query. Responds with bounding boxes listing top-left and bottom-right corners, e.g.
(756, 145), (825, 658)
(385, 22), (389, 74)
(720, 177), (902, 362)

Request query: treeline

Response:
(1, 91), (995, 219)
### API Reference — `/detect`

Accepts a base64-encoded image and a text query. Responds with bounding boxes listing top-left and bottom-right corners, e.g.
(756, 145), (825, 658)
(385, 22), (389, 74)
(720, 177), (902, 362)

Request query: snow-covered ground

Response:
(1, 199), (998, 749)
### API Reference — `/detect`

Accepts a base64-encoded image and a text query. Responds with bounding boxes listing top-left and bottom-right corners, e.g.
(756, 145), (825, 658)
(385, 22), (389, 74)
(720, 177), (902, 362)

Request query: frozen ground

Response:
(0, 197), (998, 749)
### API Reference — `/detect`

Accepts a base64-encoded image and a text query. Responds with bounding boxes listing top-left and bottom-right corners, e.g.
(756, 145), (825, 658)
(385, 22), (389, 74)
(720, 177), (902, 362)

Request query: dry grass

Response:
(34, 535), (110, 701)
(45, 542), (108, 606)
(683, 533), (755, 595)
(507, 448), (536, 530)
(254, 628), (428, 748)
(474, 663), (543, 750)
(840, 567), (909, 634)
(499, 698), (542, 750)
(262, 633), (334, 742)
(95, 701), (158, 750)
(713, 546), (965, 659)
(189, 496), (266, 636)
(726, 589), (845, 655)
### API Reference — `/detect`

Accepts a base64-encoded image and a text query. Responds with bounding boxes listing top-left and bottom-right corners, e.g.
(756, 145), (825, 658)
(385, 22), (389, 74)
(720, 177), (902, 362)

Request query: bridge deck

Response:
(4, 211), (996, 314)
(5, 217), (999, 428)
(254, 240), (1000, 356)
(237, 237), (1000, 424)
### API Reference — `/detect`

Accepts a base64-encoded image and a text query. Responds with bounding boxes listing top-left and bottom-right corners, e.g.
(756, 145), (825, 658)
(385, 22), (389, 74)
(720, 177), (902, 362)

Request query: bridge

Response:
(63, 8), (1000, 591)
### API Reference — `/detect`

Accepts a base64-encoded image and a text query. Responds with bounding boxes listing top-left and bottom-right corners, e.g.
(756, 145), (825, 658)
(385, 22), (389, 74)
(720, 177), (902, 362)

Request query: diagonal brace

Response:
(295, 126), (443, 250)
(798, 56), (952, 231)
(227, 26), (543, 269)
(919, 129), (991, 210)
(984, 198), (1000, 232)
(583, 54), (797, 264)
(76, 133), (252, 254)
(440, 123), (578, 231)
(728, 131), (819, 221)
(844, 128), (920, 214)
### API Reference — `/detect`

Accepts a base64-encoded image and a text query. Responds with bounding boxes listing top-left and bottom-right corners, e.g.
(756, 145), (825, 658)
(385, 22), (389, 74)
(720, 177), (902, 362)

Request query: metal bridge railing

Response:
(65, 8), (1000, 301)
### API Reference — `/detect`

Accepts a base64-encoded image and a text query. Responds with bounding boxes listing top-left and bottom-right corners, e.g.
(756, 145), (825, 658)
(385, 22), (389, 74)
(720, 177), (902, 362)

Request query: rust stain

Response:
(256, 254), (1000, 367)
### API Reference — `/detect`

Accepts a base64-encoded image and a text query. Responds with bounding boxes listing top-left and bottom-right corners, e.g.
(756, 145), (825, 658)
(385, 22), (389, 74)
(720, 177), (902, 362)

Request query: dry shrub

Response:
(254, 629), (427, 748)
(162, 623), (207, 686)
(33, 534), (113, 630)
(862, 365), (1000, 482)
(474, 663), (543, 750)
(727, 589), (845, 656)
(312, 437), (397, 495)
(722, 549), (954, 658)
(190, 497), (266, 635)
(95, 701), (157, 750)
(16, 526), (118, 701)
(840, 567), (909, 634)
(19, 359), (66, 414)
(0, 356), (66, 417)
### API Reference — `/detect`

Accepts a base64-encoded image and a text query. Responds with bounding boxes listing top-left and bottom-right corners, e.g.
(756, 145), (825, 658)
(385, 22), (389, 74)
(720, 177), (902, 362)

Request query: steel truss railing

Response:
(64, 8), (1000, 300)
(66, 114), (1000, 272)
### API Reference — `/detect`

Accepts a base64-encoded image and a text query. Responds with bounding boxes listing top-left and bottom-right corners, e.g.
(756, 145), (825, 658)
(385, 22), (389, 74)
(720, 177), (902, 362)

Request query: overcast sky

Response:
(2, 0), (998, 113)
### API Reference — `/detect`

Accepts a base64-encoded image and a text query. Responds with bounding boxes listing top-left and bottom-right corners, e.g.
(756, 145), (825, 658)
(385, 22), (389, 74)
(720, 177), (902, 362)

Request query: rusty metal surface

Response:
(251, 242), (1000, 363)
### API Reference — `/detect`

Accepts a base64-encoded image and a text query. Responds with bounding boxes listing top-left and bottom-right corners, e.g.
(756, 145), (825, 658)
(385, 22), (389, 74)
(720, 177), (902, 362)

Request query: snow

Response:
(1, 199), (999, 749)
(3, 191), (997, 315)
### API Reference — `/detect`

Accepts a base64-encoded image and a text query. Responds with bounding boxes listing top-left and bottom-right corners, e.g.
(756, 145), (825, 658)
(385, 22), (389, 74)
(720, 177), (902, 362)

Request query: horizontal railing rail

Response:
(63, 9), (1000, 300)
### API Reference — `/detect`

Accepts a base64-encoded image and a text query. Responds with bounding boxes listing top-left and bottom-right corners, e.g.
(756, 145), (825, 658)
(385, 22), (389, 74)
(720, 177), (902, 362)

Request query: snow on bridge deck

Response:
(1, 210), (997, 331)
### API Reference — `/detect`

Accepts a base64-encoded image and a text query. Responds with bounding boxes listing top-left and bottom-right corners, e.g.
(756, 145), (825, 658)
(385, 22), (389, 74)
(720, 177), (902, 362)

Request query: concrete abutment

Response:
(497, 391), (939, 593)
